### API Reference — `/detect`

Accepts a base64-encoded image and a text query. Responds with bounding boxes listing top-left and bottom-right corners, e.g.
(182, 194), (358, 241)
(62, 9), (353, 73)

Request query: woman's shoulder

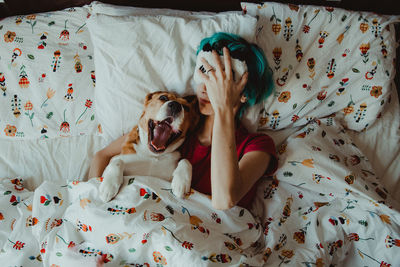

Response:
(236, 123), (273, 142)
(236, 123), (276, 155)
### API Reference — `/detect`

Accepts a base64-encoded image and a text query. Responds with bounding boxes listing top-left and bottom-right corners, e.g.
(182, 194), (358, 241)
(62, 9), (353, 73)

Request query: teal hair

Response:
(197, 32), (274, 118)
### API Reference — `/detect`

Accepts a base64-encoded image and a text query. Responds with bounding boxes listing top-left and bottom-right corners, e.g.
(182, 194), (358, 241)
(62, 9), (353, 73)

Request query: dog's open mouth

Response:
(148, 118), (181, 153)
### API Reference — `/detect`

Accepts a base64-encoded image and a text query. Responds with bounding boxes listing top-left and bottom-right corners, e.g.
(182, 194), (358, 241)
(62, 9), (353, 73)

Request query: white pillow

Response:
(241, 2), (400, 132)
(87, 13), (258, 143)
(89, 1), (215, 17)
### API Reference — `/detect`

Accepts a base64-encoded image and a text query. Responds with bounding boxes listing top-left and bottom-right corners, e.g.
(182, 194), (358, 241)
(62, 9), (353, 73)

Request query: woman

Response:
(88, 32), (278, 210)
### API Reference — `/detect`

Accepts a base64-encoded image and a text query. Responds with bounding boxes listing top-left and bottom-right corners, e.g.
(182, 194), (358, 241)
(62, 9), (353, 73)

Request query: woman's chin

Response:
(199, 106), (213, 116)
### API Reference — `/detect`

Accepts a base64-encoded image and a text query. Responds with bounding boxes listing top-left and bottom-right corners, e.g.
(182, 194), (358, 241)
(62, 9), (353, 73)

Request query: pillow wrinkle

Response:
(88, 12), (257, 141)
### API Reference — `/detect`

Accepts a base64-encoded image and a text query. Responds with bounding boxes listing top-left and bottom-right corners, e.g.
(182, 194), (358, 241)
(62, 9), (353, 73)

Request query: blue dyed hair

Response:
(197, 32), (274, 118)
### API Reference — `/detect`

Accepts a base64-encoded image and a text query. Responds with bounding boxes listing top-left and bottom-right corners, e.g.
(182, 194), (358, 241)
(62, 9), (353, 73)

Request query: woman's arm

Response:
(88, 134), (127, 179)
(211, 109), (271, 210)
(199, 48), (271, 210)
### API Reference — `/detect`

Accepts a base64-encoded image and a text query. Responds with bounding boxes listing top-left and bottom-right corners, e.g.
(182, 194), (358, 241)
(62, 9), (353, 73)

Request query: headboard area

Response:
(1, 0), (400, 17)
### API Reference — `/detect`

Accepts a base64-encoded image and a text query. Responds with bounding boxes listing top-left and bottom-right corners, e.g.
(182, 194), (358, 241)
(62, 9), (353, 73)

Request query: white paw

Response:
(99, 178), (121, 202)
(99, 159), (124, 202)
(171, 159), (192, 198)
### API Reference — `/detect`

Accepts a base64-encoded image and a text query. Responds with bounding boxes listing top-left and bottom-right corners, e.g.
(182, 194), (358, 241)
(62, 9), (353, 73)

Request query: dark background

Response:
(0, 0), (399, 16)
(1, 0), (399, 98)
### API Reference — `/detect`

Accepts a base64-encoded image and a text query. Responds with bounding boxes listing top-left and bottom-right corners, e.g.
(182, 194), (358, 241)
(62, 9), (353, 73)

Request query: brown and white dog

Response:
(99, 91), (199, 202)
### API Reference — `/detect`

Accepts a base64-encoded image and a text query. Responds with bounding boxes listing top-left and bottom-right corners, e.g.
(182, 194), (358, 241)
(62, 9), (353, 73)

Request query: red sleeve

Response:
(241, 133), (279, 176)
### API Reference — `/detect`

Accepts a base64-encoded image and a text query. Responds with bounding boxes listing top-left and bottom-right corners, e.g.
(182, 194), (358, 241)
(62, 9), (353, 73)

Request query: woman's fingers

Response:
(201, 57), (214, 73)
(223, 47), (232, 79)
(200, 57), (217, 82)
(211, 50), (224, 78)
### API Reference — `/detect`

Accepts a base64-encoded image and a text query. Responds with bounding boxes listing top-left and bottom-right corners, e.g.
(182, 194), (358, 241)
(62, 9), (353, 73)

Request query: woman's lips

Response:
(199, 98), (210, 105)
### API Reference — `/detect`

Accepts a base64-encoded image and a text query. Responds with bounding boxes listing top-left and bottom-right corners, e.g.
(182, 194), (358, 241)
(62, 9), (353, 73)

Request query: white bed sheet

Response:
(0, 135), (105, 191)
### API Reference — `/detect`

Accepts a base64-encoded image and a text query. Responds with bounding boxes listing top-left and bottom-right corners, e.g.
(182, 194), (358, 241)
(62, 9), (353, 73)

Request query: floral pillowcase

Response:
(0, 6), (100, 140)
(241, 2), (399, 132)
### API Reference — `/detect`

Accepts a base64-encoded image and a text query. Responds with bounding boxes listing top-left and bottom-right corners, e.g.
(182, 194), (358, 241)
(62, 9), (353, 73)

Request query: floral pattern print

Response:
(241, 2), (398, 132)
(0, 2), (399, 267)
(0, 175), (263, 266)
(250, 116), (400, 266)
(0, 6), (99, 139)
(0, 178), (40, 265)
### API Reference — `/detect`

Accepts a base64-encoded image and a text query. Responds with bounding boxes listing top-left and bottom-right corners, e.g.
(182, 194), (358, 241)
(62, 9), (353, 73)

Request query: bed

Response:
(0, 1), (399, 266)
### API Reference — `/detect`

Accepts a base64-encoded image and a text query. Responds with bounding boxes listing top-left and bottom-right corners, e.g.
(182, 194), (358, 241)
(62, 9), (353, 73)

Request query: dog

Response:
(99, 91), (199, 202)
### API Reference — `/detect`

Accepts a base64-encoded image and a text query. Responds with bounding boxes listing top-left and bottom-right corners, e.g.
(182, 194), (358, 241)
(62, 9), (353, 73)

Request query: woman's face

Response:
(195, 82), (245, 116)
(196, 83), (213, 115)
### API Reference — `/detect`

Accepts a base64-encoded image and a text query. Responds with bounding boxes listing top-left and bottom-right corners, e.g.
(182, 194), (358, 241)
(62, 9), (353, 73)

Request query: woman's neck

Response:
(197, 115), (214, 146)
(196, 114), (239, 146)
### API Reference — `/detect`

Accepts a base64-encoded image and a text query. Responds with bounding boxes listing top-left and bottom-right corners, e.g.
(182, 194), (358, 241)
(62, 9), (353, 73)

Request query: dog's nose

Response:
(167, 101), (182, 116)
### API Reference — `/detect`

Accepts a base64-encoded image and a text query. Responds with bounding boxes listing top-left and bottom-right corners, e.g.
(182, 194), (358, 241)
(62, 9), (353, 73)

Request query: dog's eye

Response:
(159, 95), (169, 101)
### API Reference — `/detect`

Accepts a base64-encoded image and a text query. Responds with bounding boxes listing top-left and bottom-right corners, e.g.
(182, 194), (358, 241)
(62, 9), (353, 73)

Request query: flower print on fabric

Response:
(0, 6), (98, 140)
(242, 2), (397, 132)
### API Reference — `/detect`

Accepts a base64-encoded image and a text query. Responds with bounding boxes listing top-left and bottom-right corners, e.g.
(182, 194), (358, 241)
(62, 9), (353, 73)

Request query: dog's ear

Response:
(144, 92), (155, 105)
(183, 94), (197, 104)
(144, 91), (166, 105)
(184, 95), (199, 114)
(183, 95), (200, 133)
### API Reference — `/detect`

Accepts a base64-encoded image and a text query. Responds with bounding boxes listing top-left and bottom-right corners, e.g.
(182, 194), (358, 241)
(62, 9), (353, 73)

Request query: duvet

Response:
(251, 118), (400, 266)
(0, 175), (265, 267)
(1, 118), (399, 267)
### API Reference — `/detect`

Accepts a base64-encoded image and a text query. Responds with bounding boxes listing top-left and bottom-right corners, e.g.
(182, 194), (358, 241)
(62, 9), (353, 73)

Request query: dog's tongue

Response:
(151, 122), (172, 150)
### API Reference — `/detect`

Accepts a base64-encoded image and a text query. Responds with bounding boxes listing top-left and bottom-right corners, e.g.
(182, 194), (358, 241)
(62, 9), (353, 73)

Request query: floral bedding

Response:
(250, 117), (400, 266)
(0, 176), (264, 266)
(1, 117), (399, 267)
(241, 2), (400, 132)
(0, 2), (399, 267)
(0, 6), (99, 139)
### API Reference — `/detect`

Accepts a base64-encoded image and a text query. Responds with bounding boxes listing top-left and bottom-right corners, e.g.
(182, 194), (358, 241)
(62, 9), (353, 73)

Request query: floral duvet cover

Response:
(1, 118), (399, 267)
(251, 117), (400, 266)
(0, 175), (264, 266)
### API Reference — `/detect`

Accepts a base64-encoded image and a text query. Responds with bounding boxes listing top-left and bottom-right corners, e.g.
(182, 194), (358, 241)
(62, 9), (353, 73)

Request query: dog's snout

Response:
(167, 101), (182, 116)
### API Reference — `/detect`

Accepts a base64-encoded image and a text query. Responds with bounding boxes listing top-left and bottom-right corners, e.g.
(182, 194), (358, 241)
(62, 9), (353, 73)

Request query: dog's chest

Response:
(117, 151), (180, 180)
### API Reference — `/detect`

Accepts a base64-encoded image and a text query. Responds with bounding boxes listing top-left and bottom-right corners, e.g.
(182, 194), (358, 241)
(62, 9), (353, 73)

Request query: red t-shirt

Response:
(180, 124), (278, 209)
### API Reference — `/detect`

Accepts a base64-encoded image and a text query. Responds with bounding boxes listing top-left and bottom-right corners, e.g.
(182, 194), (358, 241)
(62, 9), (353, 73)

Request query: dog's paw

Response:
(171, 179), (189, 199)
(99, 159), (124, 202)
(99, 181), (120, 202)
(171, 159), (192, 198)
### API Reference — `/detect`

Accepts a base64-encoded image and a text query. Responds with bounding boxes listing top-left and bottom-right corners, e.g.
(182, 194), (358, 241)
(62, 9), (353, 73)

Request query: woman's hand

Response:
(197, 47), (248, 115)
